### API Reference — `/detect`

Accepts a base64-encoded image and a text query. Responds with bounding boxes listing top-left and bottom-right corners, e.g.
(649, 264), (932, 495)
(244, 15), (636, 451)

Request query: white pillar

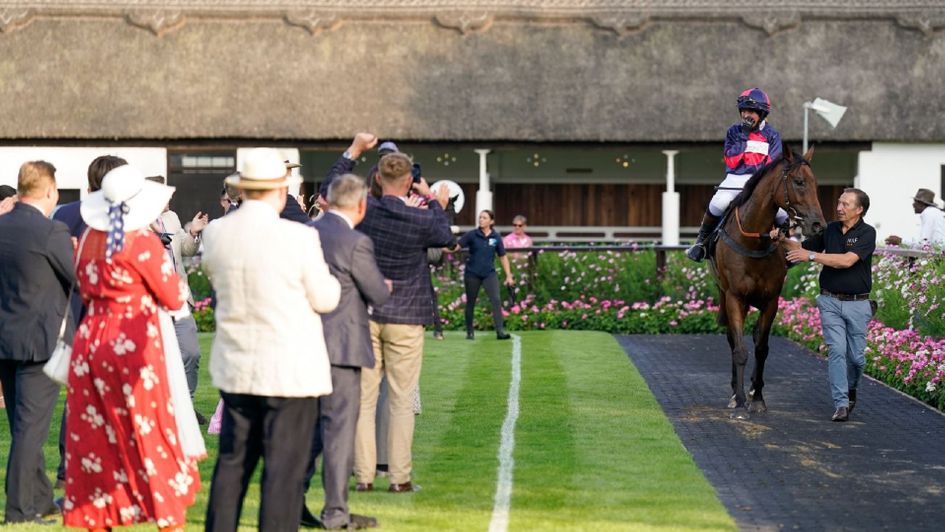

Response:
(474, 149), (493, 215)
(661, 150), (681, 245)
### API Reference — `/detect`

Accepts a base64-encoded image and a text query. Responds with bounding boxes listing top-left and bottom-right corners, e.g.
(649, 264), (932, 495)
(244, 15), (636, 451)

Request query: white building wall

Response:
(0, 147), (167, 197)
(857, 143), (945, 241)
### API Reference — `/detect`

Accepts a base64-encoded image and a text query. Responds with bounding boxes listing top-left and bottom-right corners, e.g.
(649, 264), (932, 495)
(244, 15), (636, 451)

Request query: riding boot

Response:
(686, 212), (721, 262)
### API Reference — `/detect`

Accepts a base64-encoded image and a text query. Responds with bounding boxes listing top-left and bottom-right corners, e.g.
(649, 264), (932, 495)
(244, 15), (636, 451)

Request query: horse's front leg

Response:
(748, 297), (779, 414)
(723, 295), (750, 419)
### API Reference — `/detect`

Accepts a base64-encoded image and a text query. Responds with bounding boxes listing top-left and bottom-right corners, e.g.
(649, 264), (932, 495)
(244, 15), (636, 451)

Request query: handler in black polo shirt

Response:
(784, 188), (875, 422)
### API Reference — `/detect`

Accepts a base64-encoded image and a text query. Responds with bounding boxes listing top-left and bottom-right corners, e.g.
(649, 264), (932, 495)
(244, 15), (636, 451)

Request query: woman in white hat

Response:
(63, 165), (203, 532)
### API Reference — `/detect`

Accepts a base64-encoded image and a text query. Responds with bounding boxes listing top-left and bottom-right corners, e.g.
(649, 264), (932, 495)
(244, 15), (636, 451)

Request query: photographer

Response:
(146, 175), (209, 422)
(323, 133), (453, 493)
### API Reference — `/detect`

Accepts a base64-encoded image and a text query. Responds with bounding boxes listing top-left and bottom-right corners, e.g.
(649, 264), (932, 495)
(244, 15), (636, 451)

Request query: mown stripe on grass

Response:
(348, 333), (511, 531)
(503, 331), (735, 531)
(508, 331), (580, 529)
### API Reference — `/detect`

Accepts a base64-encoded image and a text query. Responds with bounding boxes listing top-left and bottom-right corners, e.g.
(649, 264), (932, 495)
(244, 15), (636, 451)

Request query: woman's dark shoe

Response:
(496, 331), (511, 340)
(465, 331), (475, 340)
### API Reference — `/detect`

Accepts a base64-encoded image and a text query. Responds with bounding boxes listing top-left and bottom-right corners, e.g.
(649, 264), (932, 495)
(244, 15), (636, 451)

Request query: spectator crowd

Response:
(0, 134), (533, 530)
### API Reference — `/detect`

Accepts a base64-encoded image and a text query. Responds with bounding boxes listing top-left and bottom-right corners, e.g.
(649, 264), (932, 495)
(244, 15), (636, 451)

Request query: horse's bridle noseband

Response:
(778, 158), (811, 230)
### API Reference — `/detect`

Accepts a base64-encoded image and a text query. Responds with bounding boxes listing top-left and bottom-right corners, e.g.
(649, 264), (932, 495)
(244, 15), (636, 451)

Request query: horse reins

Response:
(732, 158), (810, 239)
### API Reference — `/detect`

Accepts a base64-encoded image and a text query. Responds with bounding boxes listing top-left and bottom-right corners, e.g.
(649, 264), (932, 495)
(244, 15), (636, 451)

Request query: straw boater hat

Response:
(913, 188), (938, 207)
(81, 164), (175, 261)
(225, 148), (302, 190)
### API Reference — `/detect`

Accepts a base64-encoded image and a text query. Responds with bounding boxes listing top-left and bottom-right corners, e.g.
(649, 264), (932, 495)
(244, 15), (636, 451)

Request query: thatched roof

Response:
(1, 1), (944, 142)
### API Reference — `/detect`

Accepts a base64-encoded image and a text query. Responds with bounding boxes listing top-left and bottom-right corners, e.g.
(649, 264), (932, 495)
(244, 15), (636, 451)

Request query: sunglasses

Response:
(512, 224), (524, 227)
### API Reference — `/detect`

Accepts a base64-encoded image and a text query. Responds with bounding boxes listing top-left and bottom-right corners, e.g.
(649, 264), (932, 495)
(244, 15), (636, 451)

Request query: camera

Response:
(411, 163), (422, 184)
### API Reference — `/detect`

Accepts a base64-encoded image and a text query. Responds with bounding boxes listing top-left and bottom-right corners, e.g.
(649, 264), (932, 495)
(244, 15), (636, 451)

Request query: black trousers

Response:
(0, 360), (59, 523)
(206, 391), (318, 532)
(464, 272), (505, 333)
(303, 366), (361, 528)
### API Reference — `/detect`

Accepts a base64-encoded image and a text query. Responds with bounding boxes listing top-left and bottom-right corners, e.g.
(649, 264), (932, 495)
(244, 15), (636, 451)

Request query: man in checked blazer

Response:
(323, 133), (454, 493)
(301, 173), (391, 529)
(0, 161), (75, 524)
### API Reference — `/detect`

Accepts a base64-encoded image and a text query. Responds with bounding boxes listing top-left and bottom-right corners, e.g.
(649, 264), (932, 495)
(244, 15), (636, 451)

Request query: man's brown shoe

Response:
(354, 483), (373, 492)
(831, 406), (849, 422)
(388, 481), (420, 493)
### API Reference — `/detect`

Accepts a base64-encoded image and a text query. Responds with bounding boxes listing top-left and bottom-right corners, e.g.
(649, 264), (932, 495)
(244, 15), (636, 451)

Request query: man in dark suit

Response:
(0, 161), (75, 524)
(50, 154), (127, 489)
(300, 173), (391, 529)
(323, 133), (454, 493)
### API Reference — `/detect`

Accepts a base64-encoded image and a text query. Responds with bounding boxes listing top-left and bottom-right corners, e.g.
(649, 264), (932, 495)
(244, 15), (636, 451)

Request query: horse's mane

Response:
(728, 152), (792, 209)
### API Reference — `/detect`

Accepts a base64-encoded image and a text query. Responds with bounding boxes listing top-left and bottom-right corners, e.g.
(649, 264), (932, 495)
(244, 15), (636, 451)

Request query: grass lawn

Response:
(0, 331), (734, 531)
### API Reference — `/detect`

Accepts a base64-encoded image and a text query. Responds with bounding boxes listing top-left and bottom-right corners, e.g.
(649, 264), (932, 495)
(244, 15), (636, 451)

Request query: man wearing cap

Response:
(885, 188), (945, 247)
(322, 133), (453, 493)
(0, 161), (74, 524)
(203, 148), (341, 531)
(784, 188), (876, 422)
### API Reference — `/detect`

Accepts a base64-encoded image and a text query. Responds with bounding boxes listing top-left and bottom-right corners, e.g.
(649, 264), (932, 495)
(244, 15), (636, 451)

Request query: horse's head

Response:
(776, 146), (826, 237)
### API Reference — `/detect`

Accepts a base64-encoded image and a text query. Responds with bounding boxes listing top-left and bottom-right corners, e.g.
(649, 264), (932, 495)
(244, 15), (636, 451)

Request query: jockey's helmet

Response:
(737, 88), (771, 118)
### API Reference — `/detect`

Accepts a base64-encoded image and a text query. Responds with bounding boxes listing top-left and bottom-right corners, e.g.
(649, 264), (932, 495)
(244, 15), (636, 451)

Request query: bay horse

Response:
(708, 145), (826, 419)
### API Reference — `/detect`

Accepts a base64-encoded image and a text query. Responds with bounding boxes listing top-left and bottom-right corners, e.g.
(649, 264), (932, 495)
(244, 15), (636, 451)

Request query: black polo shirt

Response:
(459, 228), (506, 278)
(802, 218), (876, 295)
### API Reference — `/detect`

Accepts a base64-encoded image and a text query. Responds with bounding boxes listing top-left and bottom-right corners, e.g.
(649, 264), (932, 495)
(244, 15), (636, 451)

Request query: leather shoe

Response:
(433, 331), (444, 340)
(496, 331), (511, 340)
(831, 406), (849, 422)
(300, 505), (323, 528)
(848, 389), (857, 415)
(388, 481), (420, 493)
(354, 483), (373, 492)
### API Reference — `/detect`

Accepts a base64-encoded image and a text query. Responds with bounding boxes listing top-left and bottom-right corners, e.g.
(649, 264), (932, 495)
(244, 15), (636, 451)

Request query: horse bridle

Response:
(777, 158), (811, 231)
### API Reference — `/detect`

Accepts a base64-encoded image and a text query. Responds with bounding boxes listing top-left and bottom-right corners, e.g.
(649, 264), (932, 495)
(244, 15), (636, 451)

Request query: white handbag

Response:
(43, 230), (88, 385)
(43, 332), (72, 385)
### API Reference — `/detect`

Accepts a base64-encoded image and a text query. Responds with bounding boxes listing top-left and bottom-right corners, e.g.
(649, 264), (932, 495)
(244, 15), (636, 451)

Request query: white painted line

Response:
(489, 333), (522, 532)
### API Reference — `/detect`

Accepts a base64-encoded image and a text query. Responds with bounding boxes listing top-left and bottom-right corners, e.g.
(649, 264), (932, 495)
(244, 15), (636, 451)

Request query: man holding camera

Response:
(322, 133), (453, 493)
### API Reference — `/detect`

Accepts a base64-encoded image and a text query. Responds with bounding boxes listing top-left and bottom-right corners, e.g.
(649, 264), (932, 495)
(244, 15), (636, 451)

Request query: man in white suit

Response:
(203, 148), (341, 531)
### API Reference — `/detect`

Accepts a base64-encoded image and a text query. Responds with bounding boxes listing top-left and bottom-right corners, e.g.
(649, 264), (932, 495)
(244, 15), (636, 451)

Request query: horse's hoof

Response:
(730, 409), (750, 420)
(748, 401), (767, 414)
(727, 395), (738, 409)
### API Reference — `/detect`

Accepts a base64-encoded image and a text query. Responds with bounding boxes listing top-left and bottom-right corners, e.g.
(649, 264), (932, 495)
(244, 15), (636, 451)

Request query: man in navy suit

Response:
(0, 161), (75, 524)
(301, 173), (391, 529)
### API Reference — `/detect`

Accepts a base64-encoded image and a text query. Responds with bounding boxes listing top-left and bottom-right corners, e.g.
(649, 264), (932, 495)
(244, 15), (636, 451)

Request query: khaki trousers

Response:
(354, 321), (424, 485)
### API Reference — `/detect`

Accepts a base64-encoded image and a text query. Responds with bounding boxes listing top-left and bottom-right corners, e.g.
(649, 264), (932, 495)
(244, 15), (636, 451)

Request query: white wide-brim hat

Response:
(226, 148), (303, 190)
(81, 165), (175, 232)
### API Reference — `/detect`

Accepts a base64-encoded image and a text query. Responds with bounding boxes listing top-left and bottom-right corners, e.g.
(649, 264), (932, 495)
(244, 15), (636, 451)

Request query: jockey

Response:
(687, 88), (784, 262)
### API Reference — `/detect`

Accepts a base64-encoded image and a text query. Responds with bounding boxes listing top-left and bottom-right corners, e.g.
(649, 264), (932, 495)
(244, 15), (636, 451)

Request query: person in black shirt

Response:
(456, 210), (514, 340)
(784, 188), (875, 422)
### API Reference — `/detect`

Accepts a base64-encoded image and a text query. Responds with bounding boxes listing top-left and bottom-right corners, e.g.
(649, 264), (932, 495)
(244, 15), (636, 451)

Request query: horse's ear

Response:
(803, 145), (815, 162)
(782, 141), (793, 162)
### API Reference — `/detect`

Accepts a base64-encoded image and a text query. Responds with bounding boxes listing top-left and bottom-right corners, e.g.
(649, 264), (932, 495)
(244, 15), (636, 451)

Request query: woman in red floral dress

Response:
(64, 166), (201, 531)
